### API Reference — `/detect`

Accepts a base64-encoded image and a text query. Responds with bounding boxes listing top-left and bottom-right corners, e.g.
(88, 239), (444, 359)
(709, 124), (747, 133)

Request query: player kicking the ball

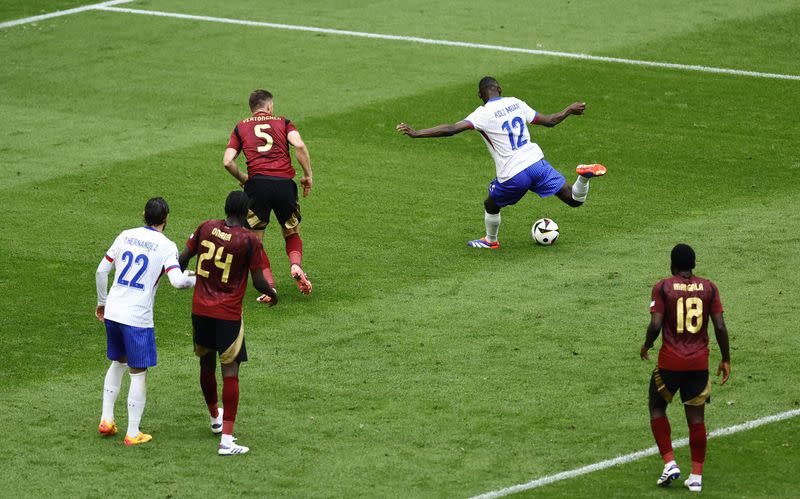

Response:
(223, 89), (314, 296)
(397, 76), (606, 249)
(95, 197), (196, 445)
(179, 191), (279, 456)
(640, 244), (731, 493)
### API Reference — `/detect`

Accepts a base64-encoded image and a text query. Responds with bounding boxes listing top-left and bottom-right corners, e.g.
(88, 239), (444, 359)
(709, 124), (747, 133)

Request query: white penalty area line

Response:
(91, 6), (800, 81)
(0, 0), (133, 29)
(469, 407), (800, 499)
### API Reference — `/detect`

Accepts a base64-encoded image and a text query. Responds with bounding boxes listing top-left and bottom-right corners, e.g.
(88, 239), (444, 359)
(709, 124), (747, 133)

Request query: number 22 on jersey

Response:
(196, 241), (233, 283)
(676, 297), (703, 334)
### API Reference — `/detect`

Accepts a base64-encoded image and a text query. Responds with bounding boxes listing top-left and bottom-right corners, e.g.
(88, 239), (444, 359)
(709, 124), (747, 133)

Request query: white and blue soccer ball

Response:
(532, 218), (559, 245)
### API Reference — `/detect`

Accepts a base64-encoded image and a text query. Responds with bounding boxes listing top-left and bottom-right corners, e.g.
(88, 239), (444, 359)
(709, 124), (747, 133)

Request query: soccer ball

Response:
(532, 218), (559, 245)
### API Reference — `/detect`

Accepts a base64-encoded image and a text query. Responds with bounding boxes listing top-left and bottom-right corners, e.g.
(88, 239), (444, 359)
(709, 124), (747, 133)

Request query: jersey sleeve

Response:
(650, 281), (665, 314)
(103, 233), (124, 263)
(185, 223), (203, 254)
(163, 241), (181, 274)
(248, 237), (270, 271)
(286, 118), (298, 135)
(227, 125), (242, 151)
(522, 101), (538, 124)
(710, 283), (724, 314)
(464, 106), (488, 131)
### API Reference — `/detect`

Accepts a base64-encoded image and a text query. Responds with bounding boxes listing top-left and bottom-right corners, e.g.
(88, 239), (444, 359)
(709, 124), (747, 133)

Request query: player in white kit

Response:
(397, 76), (606, 248)
(94, 197), (196, 445)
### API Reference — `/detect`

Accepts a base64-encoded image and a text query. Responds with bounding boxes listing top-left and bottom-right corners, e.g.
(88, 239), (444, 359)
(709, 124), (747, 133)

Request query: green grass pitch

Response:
(1, 0), (799, 497)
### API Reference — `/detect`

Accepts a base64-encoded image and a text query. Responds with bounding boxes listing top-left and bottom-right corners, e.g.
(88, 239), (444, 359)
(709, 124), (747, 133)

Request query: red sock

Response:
(689, 422), (707, 474)
(650, 416), (675, 463)
(199, 370), (218, 418)
(285, 233), (303, 266)
(221, 376), (239, 435)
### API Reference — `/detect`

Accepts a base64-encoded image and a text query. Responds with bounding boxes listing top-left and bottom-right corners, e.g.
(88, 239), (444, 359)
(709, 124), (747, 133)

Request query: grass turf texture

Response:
(1, 0), (799, 497)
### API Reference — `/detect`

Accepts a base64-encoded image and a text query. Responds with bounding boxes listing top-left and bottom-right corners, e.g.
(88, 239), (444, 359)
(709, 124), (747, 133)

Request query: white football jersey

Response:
(101, 227), (182, 328)
(464, 96), (544, 182)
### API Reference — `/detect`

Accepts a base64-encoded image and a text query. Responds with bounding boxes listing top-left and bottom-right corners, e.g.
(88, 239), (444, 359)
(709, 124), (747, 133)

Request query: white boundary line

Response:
(469, 408), (800, 498)
(94, 6), (800, 81)
(0, 0), (133, 29)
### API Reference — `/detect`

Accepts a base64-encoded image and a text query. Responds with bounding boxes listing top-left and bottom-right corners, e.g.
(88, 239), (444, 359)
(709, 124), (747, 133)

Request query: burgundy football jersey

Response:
(227, 111), (298, 179)
(650, 274), (724, 371)
(186, 220), (269, 320)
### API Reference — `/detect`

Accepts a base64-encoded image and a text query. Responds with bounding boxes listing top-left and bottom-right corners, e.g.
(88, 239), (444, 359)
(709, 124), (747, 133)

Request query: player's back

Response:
(465, 96), (545, 182)
(228, 111), (297, 179)
(189, 220), (264, 320)
(653, 274), (723, 371)
(105, 227), (180, 328)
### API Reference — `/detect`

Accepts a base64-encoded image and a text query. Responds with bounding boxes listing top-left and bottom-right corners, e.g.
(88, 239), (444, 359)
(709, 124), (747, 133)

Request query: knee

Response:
(282, 226), (299, 239)
(484, 198), (500, 214)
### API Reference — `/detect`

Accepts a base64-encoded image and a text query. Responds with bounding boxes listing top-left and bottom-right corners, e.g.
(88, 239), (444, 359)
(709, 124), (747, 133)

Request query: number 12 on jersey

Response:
(501, 117), (528, 150)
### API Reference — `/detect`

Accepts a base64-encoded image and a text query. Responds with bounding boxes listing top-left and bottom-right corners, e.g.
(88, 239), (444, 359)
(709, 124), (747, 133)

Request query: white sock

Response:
(127, 371), (147, 437)
(572, 175), (590, 203)
(101, 361), (128, 422)
(688, 473), (702, 483)
(484, 211), (501, 242)
(221, 434), (234, 446)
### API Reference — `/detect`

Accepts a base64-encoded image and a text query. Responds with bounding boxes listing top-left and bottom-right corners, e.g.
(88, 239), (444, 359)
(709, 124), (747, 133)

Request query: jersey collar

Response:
(487, 96), (503, 102)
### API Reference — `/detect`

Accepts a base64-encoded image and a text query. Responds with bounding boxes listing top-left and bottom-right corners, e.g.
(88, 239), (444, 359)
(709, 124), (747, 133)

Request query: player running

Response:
(179, 191), (279, 456)
(640, 244), (731, 493)
(95, 197), (196, 446)
(223, 89), (314, 295)
(396, 76), (606, 249)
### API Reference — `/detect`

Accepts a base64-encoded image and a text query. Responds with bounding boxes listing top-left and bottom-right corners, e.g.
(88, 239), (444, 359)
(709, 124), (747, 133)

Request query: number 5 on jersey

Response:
(196, 241), (233, 283)
(676, 296), (703, 334)
(254, 124), (274, 152)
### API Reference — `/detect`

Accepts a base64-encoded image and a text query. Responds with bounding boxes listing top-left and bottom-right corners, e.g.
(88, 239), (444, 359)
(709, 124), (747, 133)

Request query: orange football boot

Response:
(576, 164), (607, 178)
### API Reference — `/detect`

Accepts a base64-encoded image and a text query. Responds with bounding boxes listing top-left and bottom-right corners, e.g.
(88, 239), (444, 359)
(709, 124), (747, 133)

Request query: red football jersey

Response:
(227, 111), (298, 179)
(186, 220), (270, 321)
(650, 274), (724, 371)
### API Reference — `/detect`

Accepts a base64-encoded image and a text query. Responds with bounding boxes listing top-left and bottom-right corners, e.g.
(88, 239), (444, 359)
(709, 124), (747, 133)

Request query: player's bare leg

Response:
(467, 197), (501, 249)
(99, 355), (128, 436)
(124, 367), (152, 446)
(283, 225), (312, 294)
(683, 404), (706, 492)
(556, 164), (607, 207)
(199, 352), (222, 433)
(218, 361), (248, 455)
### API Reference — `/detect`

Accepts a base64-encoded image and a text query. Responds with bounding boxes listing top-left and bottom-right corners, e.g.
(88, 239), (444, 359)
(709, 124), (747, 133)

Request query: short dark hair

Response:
(143, 197), (169, 226)
(478, 76), (499, 92)
(671, 243), (696, 271)
(249, 89), (273, 111)
(225, 191), (250, 219)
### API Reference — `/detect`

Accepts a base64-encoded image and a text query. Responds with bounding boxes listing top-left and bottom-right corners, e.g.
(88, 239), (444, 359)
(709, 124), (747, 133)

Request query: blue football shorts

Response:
(105, 319), (157, 369)
(488, 159), (566, 207)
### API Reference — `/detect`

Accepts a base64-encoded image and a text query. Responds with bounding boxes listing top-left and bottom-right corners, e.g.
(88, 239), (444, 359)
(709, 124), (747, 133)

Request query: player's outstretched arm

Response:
(166, 267), (196, 289)
(711, 313), (731, 384)
(288, 130), (313, 197)
(396, 120), (472, 138)
(534, 102), (586, 127)
(223, 147), (248, 186)
(251, 269), (278, 306)
(640, 312), (663, 360)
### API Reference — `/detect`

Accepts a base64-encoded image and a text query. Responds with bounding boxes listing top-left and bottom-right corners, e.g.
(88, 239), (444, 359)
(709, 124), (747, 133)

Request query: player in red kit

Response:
(223, 89), (314, 297)
(640, 244), (731, 493)
(179, 191), (279, 456)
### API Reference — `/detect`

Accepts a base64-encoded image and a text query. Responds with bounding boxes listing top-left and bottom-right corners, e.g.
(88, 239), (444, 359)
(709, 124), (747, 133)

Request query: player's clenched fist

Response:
(396, 123), (417, 137)
(568, 102), (586, 115)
